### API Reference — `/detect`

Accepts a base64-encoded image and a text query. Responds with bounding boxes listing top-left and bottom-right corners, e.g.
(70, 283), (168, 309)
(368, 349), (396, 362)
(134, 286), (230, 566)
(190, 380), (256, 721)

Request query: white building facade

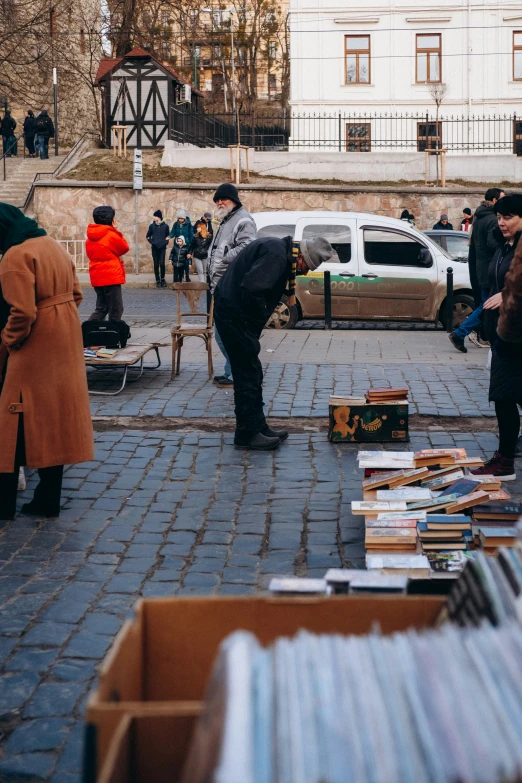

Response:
(289, 0), (522, 153)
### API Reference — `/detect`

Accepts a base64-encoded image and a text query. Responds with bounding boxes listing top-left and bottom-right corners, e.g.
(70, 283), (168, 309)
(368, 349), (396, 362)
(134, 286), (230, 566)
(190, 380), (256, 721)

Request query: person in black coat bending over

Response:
(146, 209), (169, 287)
(214, 235), (335, 451)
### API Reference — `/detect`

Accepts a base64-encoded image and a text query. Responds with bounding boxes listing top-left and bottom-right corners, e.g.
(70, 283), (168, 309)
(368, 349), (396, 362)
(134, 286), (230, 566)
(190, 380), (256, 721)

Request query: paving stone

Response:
(51, 659), (98, 682)
(63, 630), (113, 659)
(24, 682), (86, 718)
(7, 717), (72, 753)
(0, 672), (41, 711)
(6, 648), (58, 674)
(21, 622), (75, 648)
(0, 753), (56, 781)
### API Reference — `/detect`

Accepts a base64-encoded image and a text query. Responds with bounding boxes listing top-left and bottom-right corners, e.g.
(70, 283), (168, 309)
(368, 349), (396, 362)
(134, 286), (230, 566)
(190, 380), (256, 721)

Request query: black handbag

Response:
(82, 320), (131, 348)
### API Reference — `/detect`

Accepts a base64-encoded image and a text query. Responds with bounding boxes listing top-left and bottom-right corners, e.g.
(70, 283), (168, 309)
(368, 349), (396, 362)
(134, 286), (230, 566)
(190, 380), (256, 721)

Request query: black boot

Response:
(234, 432), (281, 451)
(448, 332), (467, 353)
(261, 424), (289, 441)
(21, 500), (59, 518)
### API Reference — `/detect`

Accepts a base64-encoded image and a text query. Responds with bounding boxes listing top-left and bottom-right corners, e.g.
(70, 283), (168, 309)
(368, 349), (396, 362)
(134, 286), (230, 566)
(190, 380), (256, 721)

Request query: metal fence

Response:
(171, 107), (522, 154)
(58, 239), (87, 271)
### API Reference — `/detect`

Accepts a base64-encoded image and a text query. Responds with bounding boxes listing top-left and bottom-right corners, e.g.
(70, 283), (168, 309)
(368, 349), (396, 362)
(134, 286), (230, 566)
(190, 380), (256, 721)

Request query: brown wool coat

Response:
(498, 241), (522, 343)
(0, 236), (94, 472)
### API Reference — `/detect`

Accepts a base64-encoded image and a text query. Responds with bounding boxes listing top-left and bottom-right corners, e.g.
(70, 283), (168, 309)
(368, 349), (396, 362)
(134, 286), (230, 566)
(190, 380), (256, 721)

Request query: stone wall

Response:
(33, 181), (484, 274)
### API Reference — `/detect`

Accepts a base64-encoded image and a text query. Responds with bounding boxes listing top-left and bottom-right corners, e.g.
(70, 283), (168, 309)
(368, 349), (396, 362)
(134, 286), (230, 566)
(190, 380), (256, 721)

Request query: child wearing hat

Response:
(170, 236), (190, 283)
(146, 209), (169, 288)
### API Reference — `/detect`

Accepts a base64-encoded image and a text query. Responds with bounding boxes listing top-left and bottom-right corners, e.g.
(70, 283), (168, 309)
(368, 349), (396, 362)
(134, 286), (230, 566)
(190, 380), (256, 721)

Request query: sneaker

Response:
(469, 331), (490, 348)
(470, 451), (516, 481)
(448, 332), (467, 353)
(261, 424), (289, 441)
(17, 467), (26, 491)
(156, 281), (161, 288)
(234, 432), (281, 451)
(213, 375), (233, 387)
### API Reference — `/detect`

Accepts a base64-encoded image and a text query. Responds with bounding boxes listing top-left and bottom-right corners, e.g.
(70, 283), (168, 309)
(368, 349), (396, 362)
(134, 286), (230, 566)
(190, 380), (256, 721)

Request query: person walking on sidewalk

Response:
(469, 195), (522, 481)
(208, 183), (257, 388)
(146, 209), (169, 288)
(23, 110), (37, 157)
(86, 206), (129, 321)
(449, 188), (505, 352)
(0, 203), (94, 520)
(214, 235), (335, 450)
(1, 110), (17, 157)
(34, 110), (54, 160)
(190, 221), (212, 282)
(170, 236), (190, 283)
(432, 214), (453, 230)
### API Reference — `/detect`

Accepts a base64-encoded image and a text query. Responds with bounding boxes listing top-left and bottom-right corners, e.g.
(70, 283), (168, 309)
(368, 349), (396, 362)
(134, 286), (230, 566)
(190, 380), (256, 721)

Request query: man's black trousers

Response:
(213, 304), (266, 442)
(151, 246), (166, 282)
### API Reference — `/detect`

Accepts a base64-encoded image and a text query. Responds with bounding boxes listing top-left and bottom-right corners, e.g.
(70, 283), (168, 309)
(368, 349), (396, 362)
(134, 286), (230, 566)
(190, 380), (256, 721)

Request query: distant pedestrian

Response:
(208, 183), (257, 387)
(400, 209), (410, 221)
(170, 209), (194, 246)
(23, 110), (37, 157)
(86, 206), (129, 321)
(195, 211), (214, 238)
(432, 214), (453, 230)
(146, 209), (169, 288)
(214, 235), (335, 450)
(170, 236), (189, 283)
(1, 110), (17, 157)
(190, 221), (212, 282)
(0, 203), (94, 520)
(461, 207), (473, 233)
(448, 187), (505, 352)
(34, 110), (54, 159)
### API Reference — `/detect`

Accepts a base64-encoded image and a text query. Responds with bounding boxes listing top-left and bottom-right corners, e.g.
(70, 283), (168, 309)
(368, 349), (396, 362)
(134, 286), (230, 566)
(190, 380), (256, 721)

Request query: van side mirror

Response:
(418, 247), (432, 267)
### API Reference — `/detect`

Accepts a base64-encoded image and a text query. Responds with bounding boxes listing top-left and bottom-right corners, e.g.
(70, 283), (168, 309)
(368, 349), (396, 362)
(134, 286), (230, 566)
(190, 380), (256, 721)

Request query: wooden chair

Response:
(171, 282), (214, 380)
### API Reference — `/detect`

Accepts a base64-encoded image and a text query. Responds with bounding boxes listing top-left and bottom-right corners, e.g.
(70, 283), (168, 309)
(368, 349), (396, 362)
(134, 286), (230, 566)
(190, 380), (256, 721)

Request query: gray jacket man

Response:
(208, 183), (257, 386)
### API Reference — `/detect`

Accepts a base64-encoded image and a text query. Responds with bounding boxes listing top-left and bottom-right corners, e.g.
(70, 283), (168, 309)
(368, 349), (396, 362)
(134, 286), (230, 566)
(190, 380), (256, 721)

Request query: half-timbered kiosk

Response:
(95, 47), (203, 148)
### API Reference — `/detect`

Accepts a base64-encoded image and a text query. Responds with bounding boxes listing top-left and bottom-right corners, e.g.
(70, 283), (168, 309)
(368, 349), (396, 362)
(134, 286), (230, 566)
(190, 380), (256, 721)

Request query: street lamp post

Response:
(229, 11), (236, 118)
(53, 67), (59, 156)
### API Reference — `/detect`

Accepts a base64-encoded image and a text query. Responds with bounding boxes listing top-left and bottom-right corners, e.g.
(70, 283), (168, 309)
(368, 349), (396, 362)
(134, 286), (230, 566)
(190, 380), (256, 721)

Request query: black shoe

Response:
(234, 432), (281, 450)
(161, 279), (167, 288)
(156, 281), (161, 288)
(213, 375), (233, 387)
(448, 332), (467, 353)
(262, 424), (289, 441)
(21, 501), (59, 518)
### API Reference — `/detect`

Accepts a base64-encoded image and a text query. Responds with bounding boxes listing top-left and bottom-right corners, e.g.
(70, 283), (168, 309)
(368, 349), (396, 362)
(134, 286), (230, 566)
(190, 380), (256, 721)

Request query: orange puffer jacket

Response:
(85, 224), (129, 287)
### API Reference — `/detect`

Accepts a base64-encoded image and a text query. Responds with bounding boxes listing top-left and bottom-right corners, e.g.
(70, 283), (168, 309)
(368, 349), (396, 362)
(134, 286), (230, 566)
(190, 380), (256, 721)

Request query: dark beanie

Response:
(463, 208), (472, 216)
(213, 183), (241, 205)
(153, 209), (163, 219)
(93, 206), (115, 225)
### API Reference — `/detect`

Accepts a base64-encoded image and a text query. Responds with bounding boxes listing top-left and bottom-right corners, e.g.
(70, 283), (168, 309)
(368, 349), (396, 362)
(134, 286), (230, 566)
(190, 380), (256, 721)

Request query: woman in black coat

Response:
(23, 111), (37, 157)
(471, 195), (522, 481)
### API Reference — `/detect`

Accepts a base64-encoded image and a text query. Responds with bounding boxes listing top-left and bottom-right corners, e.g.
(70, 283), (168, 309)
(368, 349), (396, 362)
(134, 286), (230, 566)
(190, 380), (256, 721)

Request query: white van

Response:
(253, 211), (473, 329)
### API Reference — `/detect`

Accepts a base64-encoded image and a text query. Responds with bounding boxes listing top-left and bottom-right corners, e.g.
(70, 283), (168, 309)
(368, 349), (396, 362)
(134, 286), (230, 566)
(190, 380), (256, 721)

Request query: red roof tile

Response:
(94, 57), (122, 86)
(94, 48), (204, 97)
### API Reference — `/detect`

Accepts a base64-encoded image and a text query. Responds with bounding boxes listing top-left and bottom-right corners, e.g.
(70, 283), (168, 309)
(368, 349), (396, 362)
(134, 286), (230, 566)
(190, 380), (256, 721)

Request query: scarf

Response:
(0, 202), (46, 255)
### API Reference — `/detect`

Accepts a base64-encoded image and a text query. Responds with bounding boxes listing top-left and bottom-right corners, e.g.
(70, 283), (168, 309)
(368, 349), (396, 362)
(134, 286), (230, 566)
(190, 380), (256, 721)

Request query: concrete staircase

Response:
(0, 154), (66, 208)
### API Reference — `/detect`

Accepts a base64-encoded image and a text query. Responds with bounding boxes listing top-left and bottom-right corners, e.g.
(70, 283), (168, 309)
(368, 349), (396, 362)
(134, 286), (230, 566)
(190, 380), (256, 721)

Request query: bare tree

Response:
(428, 82), (448, 186)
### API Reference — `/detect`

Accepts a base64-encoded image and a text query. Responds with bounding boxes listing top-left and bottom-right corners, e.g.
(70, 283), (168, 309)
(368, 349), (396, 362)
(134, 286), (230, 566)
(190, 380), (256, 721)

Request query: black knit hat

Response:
(93, 206), (115, 225)
(463, 208), (472, 216)
(494, 195), (522, 217)
(153, 209), (163, 219)
(213, 183), (241, 205)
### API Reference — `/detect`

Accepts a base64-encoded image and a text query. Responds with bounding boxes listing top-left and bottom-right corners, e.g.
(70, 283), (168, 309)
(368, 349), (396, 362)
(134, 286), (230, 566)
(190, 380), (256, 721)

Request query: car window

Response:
(445, 235), (469, 262)
(427, 233), (444, 248)
(301, 224), (351, 263)
(256, 224), (296, 239)
(363, 228), (432, 268)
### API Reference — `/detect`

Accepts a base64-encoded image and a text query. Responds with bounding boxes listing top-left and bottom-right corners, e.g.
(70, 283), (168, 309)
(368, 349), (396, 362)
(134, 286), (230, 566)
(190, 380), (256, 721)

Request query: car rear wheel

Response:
(265, 294), (299, 330)
(441, 293), (474, 330)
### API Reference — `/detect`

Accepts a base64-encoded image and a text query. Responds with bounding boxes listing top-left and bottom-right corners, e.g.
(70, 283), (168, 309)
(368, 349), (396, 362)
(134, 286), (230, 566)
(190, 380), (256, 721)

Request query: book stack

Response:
(182, 622), (522, 783)
(365, 386), (409, 404)
(471, 502), (522, 552)
(354, 449), (514, 577)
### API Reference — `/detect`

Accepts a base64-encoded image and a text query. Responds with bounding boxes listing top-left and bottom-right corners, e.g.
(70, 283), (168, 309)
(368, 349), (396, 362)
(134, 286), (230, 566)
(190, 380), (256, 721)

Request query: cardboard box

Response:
(328, 402), (409, 443)
(98, 713), (198, 783)
(85, 595), (444, 779)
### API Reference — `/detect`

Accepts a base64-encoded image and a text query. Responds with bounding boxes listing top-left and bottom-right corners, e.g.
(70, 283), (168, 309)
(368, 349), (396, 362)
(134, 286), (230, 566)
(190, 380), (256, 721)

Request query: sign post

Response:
(133, 149), (143, 275)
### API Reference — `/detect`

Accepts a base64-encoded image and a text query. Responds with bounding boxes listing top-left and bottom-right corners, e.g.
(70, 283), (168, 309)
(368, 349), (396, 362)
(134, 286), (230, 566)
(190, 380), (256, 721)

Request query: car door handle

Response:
(362, 273), (379, 279)
(339, 272), (355, 277)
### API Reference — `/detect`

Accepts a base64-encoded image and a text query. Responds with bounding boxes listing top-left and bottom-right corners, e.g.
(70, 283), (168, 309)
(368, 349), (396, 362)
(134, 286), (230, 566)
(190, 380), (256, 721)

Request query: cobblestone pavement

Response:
(88, 361), (492, 418)
(0, 428), (517, 781)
